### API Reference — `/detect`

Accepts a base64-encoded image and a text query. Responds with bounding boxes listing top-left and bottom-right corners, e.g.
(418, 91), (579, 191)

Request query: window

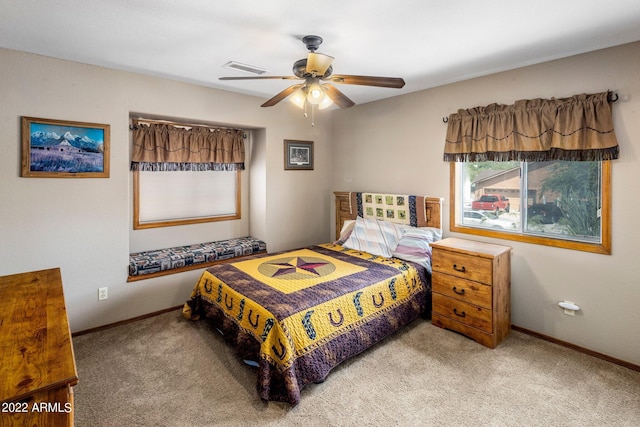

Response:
(450, 160), (611, 254)
(129, 118), (247, 230)
(133, 169), (240, 229)
(443, 92), (617, 254)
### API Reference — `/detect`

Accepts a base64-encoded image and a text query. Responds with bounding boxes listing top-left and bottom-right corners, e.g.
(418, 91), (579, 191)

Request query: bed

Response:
(183, 191), (443, 405)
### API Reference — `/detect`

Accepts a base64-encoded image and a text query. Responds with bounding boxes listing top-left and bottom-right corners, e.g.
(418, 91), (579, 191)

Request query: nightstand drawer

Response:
(432, 273), (492, 309)
(432, 249), (493, 284)
(432, 293), (492, 333)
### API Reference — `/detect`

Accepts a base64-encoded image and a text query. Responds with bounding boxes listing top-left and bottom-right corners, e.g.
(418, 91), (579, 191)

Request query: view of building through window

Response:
(458, 161), (602, 244)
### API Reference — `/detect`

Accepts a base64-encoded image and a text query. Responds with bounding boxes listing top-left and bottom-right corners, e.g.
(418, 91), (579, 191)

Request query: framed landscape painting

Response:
(284, 139), (313, 170)
(21, 116), (110, 178)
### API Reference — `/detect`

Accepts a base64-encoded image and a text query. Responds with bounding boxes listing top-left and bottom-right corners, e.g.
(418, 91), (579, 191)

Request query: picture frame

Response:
(21, 116), (110, 178)
(284, 139), (314, 170)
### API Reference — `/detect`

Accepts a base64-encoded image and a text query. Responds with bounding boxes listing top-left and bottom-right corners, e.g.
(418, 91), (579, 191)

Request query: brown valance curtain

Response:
(443, 91), (619, 162)
(130, 121), (245, 171)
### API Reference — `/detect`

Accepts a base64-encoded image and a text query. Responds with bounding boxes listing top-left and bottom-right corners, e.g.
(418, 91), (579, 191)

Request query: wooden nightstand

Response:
(430, 237), (511, 348)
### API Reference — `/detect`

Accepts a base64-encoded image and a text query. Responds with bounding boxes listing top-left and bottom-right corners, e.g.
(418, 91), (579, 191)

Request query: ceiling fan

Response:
(219, 35), (405, 109)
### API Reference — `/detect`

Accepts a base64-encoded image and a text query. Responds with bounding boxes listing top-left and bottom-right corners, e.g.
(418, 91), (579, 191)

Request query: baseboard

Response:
(512, 325), (639, 372)
(72, 305), (183, 337)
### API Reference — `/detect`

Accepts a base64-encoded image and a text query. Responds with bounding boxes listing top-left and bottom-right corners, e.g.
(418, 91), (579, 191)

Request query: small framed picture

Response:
(284, 139), (313, 170)
(21, 116), (110, 178)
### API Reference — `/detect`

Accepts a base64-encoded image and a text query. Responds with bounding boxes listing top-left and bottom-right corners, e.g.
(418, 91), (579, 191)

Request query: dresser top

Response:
(431, 237), (512, 258)
(0, 268), (78, 402)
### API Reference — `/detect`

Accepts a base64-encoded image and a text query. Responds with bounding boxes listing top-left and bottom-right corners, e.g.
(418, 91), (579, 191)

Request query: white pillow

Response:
(342, 217), (403, 258)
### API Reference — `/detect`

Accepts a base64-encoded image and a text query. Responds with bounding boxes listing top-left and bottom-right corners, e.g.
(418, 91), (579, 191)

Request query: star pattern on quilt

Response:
(268, 257), (329, 277)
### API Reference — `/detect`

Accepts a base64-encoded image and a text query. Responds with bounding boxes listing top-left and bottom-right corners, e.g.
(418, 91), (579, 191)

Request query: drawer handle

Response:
(453, 264), (466, 273)
(452, 286), (465, 295)
(453, 308), (466, 318)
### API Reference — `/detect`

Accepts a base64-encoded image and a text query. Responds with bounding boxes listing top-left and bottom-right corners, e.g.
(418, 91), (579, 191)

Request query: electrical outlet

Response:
(98, 287), (108, 301)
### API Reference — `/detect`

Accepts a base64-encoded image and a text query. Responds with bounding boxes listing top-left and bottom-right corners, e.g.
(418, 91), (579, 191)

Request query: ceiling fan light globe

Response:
(289, 87), (307, 109)
(307, 82), (325, 105)
(318, 95), (334, 110)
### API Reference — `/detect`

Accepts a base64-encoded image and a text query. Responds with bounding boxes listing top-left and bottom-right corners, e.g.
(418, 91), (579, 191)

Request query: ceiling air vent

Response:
(223, 61), (267, 75)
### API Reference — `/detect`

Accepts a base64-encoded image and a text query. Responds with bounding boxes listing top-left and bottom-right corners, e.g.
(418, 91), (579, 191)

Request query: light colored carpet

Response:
(72, 309), (640, 426)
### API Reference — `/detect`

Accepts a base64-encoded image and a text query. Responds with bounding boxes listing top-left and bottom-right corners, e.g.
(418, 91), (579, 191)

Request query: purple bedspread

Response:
(183, 243), (430, 405)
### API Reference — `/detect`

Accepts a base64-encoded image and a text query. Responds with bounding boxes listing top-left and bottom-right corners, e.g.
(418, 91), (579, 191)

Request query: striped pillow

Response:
(335, 219), (356, 245)
(392, 226), (442, 273)
(342, 217), (403, 258)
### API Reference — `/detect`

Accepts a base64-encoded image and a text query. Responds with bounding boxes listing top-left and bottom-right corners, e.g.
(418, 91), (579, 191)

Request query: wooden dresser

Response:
(0, 268), (78, 426)
(430, 238), (512, 348)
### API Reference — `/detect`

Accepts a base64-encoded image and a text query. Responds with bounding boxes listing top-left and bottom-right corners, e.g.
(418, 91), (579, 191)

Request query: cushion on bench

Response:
(129, 237), (267, 277)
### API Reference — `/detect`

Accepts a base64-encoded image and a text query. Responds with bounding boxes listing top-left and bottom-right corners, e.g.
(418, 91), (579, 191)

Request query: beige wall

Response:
(2, 41), (639, 366)
(332, 42), (640, 365)
(0, 48), (333, 332)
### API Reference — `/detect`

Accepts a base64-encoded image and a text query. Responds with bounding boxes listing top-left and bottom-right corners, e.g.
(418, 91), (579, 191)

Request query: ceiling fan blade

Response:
(323, 84), (355, 109)
(219, 76), (301, 81)
(306, 52), (334, 76)
(261, 84), (304, 107)
(328, 74), (405, 88)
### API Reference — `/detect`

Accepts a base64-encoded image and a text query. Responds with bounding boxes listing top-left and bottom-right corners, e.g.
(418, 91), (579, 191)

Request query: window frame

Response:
(449, 161), (612, 254)
(132, 169), (241, 230)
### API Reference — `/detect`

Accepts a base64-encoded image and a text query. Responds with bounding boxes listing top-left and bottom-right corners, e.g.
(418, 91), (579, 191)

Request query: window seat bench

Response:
(128, 236), (267, 282)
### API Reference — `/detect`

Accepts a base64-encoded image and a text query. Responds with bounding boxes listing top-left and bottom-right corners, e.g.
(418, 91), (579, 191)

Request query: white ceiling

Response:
(2, 1), (640, 107)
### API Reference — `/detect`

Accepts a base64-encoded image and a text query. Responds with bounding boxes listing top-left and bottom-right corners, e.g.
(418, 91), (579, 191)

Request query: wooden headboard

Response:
(334, 191), (443, 240)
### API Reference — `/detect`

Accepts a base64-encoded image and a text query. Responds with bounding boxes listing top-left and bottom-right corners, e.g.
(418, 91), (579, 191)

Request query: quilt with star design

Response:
(183, 243), (429, 405)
